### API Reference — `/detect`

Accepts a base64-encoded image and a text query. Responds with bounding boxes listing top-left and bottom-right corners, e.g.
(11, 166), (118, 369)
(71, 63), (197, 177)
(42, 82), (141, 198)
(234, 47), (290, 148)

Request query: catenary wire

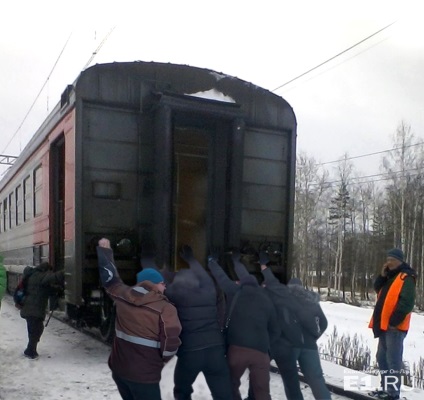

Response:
(272, 20), (398, 92)
(316, 141), (424, 166)
(1, 33), (73, 155)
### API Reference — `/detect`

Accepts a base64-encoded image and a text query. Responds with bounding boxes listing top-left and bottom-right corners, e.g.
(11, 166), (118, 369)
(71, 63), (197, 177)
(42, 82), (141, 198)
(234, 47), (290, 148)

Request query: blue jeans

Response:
(376, 329), (407, 399)
(294, 347), (332, 400)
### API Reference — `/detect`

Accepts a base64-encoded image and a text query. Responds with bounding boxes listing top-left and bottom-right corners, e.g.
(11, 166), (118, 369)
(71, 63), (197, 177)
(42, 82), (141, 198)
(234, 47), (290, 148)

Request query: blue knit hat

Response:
(136, 268), (164, 284)
(387, 248), (404, 262)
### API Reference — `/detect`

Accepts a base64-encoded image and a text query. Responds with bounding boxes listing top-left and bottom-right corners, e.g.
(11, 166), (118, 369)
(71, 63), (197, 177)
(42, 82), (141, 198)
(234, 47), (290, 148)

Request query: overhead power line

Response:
(1, 33), (73, 155)
(308, 165), (423, 189)
(272, 20), (398, 92)
(316, 141), (424, 166)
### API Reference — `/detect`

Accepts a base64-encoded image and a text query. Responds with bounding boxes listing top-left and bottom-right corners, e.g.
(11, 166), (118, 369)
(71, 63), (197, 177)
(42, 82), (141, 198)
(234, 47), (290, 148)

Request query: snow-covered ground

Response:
(0, 295), (423, 400)
(318, 301), (424, 368)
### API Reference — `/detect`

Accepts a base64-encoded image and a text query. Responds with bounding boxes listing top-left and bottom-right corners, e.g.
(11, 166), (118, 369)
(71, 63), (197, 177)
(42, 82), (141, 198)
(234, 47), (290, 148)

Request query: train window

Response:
(3, 198), (8, 231)
(24, 175), (32, 221)
(16, 184), (23, 226)
(92, 181), (121, 199)
(33, 166), (43, 217)
(9, 192), (15, 229)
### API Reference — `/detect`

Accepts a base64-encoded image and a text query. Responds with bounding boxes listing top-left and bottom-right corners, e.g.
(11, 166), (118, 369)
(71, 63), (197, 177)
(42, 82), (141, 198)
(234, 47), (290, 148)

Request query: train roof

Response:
(1, 61), (296, 190)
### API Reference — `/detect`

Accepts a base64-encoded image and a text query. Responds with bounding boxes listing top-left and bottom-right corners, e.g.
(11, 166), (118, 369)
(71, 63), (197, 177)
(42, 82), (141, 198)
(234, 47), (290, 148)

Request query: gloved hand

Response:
(180, 245), (194, 262)
(231, 250), (241, 263)
(208, 247), (220, 263)
(259, 251), (270, 266)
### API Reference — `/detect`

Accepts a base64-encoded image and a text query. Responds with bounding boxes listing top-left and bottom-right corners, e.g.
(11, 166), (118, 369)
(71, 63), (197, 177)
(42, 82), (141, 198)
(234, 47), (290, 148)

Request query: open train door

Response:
(49, 135), (65, 271)
(152, 94), (244, 269)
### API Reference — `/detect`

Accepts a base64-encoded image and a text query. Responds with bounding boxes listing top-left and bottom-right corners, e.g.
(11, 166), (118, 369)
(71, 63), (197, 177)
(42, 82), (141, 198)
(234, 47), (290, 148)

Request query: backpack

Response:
(288, 285), (328, 339)
(277, 301), (305, 347)
(13, 268), (34, 309)
(264, 287), (304, 347)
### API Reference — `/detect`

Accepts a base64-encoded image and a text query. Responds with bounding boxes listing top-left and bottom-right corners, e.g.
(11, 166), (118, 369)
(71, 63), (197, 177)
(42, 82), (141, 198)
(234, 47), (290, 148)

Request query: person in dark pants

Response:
(243, 251), (331, 400)
(97, 238), (182, 400)
(164, 245), (232, 400)
(19, 262), (64, 359)
(232, 251), (305, 400)
(208, 253), (279, 400)
(369, 248), (416, 400)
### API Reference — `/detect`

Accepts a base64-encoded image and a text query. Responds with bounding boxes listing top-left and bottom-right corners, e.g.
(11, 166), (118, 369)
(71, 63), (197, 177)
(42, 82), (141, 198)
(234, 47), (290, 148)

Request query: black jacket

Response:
(20, 265), (64, 320)
(286, 282), (328, 349)
(165, 257), (224, 353)
(209, 259), (279, 355)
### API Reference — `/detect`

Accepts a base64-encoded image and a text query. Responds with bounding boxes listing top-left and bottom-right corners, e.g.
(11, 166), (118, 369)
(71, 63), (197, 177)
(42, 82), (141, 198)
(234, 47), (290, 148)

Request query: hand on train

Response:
(208, 247), (220, 263)
(180, 245), (194, 262)
(259, 251), (270, 266)
(98, 238), (111, 249)
(231, 250), (241, 262)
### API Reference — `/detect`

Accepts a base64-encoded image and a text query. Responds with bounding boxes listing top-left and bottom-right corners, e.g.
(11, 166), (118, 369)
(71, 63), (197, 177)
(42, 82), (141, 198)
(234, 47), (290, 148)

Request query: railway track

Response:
(51, 310), (372, 400)
(270, 365), (375, 400)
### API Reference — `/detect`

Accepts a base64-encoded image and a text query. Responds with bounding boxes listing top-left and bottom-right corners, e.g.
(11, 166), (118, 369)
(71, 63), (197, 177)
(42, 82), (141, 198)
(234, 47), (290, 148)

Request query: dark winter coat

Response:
(208, 259), (280, 355)
(371, 262), (416, 338)
(232, 258), (305, 352)
(165, 259), (224, 354)
(259, 268), (305, 350)
(286, 281), (328, 349)
(20, 264), (64, 320)
(97, 246), (182, 384)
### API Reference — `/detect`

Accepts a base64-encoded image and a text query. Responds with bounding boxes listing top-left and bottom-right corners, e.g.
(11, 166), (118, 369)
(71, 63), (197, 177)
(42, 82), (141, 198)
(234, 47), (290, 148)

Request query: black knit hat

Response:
(387, 248), (404, 262)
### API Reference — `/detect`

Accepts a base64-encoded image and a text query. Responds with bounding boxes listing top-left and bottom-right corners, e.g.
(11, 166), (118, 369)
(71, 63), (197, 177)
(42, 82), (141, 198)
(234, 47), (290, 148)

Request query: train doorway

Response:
(173, 126), (209, 269)
(50, 135), (65, 270)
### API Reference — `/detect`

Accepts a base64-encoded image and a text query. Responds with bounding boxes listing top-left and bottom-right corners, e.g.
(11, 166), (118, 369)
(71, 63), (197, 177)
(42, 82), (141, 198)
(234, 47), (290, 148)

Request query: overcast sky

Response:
(1, 0), (423, 178)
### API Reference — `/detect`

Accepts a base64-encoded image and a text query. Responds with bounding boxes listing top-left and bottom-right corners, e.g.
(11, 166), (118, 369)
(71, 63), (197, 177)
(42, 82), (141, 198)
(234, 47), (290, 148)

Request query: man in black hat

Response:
(368, 248), (416, 400)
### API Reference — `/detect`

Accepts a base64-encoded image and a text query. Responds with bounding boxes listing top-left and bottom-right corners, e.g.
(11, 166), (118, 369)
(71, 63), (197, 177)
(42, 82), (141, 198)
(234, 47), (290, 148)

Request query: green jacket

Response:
(0, 262), (6, 301)
(20, 264), (64, 319)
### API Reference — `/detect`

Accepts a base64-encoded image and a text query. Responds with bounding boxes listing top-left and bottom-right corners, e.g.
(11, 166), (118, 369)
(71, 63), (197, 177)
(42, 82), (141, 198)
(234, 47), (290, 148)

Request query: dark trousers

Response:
(25, 316), (44, 354)
(227, 345), (271, 400)
(174, 345), (232, 400)
(112, 372), (161, 400)
(247, 345), (304, 400)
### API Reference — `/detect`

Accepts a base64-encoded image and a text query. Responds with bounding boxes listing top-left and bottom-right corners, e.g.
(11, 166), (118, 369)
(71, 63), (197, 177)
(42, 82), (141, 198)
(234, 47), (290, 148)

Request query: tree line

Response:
(293, 121), (424, 309)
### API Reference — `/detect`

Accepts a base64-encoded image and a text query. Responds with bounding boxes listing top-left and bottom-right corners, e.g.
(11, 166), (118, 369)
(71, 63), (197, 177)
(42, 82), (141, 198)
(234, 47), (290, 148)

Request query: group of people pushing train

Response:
(96, 238), (331, 400)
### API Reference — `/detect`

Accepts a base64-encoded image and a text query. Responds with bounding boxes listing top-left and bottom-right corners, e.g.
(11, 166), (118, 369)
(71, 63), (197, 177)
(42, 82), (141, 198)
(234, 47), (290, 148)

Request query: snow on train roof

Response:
(186, 88), (236, 103)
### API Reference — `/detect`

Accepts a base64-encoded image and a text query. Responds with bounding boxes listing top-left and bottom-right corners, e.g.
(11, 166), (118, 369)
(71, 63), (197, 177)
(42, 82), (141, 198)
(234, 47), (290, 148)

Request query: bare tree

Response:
(382, 121), (416, 254)
(294, 152), (328, 287)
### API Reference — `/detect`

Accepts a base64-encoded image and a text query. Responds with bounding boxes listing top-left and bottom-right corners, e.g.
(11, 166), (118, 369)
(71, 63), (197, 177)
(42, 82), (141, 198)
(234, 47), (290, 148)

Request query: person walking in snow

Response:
(369, 248), (416, 400)
(97, 238), (181, 400)
(20, 262), (64, 359)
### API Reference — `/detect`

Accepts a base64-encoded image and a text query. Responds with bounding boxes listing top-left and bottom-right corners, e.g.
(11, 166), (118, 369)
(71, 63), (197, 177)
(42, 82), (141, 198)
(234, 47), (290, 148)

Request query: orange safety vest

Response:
(369, 272), (411, 331)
